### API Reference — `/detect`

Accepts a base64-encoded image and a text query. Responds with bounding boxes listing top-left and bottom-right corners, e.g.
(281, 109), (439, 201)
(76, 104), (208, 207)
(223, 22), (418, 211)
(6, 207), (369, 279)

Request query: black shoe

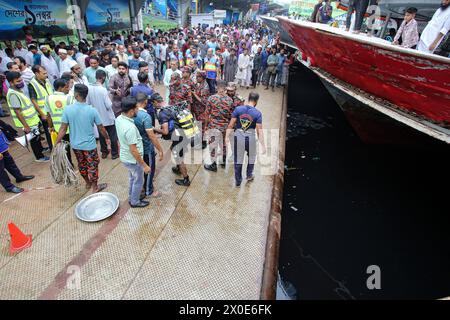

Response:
(7, 186), (24, 193)
(235, 181), (242, 187)
(202, 141), (207, 149)
(101, 152), (108, 159)
(172, 166), (181, 175)
(204, 162), (217, 172)
(175, 177), (190, 186)
(129, 200), (150, 208)
(16, 175), (35, 183)
(246, 175), (255, 182)
(111, 155), (119, 160)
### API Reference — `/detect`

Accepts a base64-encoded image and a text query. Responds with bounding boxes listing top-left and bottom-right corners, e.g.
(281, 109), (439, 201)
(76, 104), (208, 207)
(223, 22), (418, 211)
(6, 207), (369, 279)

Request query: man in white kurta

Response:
(417, 0), (450, 54)
(40, 46), (59, 84)
(236, 49), (251, 88)
(163, 60), (182, 103)
(58, 49), (75, 76)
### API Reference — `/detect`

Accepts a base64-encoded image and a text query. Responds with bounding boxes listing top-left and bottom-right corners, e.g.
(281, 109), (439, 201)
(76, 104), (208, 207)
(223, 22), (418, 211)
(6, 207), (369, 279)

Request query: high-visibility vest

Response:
(29, 78), (54, 110)
(177, 110), (199, 139)
(6, 88), (41, 128)
(204, 57), (217, 79)
(170, 52), (184, 67)
(45, 93), (74, 133)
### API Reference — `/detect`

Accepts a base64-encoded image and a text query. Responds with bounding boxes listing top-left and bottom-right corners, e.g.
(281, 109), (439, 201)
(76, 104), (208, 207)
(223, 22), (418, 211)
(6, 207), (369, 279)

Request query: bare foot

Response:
(92, 183), (107, 193)
(148, 190), (161, 198)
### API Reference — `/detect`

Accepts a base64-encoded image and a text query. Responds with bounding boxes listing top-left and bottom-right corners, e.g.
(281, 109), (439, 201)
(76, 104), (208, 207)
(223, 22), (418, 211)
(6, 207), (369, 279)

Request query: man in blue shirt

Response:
(260, 46), (270, 85)
(56, 84), (110, 193)
(128, 48), (143, 70)
(0, 129), (34, 193)
(276, 49), (286, 87)
(130, 72), (155, 126)
(134, 93), (164, 198)
(226, 92), (265, 187)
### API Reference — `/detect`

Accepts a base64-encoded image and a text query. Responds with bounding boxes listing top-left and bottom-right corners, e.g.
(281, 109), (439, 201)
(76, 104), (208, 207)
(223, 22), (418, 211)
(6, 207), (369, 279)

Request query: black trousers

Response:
(0, 151), (24, 191)
(99, 125), (119, 157)
(251, 69), (259, 87)
(355, 0), (370, 31)
(345, 0), (356, 30)
(62, 133), (73, 167)
(41, 118), (52, 150)
(206, 78), (217, 94)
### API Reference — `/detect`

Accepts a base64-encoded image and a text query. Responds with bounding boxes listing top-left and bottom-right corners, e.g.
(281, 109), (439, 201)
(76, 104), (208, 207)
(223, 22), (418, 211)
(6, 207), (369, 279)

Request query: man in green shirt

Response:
(83, 56), (108, 86)
(115, 96), (151, 208)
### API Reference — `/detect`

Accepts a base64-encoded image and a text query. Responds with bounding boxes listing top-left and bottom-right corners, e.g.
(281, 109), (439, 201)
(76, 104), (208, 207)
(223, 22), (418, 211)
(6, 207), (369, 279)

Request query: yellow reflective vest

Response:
(45, 93), (74, 133)
(29, 78), (54, 110)
(6, 88), (41, 128)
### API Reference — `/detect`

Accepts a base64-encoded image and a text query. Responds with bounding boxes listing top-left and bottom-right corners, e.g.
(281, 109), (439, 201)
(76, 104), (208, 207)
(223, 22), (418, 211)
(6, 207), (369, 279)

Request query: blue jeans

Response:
(143, 151), (156, 196)
(123, 162), (144, 205)
(233, 131), (257, 185)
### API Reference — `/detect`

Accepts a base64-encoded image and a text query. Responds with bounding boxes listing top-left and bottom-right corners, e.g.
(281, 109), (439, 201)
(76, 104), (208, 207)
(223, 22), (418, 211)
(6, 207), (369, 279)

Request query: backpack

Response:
(161, 102), (200, 140)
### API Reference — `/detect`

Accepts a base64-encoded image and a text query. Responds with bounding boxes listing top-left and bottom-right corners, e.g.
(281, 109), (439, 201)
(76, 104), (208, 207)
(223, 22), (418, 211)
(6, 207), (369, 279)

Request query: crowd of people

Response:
(0, 21), (289, 207)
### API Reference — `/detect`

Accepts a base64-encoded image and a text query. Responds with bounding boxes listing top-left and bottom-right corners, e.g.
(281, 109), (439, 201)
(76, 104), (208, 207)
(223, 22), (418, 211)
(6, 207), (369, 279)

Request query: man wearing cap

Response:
(71, 63), (89, 87)
(181, 66), (194, 93)
(192, 70), (210, 146)
(58, 48), (74, 76)
(204, 82), (234, 171)
(152, 92), (191, 187)
(226, 82), (245, 110)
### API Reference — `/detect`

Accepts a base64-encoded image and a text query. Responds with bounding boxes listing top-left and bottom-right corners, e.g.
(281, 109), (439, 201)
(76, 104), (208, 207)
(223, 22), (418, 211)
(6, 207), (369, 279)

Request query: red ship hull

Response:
(278, 17), (450, 128)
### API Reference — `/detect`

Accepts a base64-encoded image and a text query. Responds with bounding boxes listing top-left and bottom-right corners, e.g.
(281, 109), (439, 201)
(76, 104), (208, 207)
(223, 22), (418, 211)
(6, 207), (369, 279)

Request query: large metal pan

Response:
(75, 192), (120, 222)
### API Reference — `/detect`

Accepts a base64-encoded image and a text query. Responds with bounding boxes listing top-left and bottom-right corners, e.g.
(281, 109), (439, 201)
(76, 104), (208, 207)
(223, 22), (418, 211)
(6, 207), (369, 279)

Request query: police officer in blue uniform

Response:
(0, 129), (34, 193)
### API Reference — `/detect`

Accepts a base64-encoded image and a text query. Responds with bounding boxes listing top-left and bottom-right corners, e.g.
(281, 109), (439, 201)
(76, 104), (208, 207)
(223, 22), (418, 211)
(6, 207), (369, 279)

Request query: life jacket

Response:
(203, 56), (217, 79)
(6, 88), (40, 128)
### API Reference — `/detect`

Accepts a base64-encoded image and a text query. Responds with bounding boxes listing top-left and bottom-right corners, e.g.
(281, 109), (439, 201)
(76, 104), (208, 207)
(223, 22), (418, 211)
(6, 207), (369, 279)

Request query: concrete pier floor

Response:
(0, 85), (284, 299)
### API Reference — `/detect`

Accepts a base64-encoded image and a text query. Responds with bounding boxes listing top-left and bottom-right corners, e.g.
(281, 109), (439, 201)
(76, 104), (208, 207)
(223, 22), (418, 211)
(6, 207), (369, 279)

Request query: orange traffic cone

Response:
(8, 222), (32, 254)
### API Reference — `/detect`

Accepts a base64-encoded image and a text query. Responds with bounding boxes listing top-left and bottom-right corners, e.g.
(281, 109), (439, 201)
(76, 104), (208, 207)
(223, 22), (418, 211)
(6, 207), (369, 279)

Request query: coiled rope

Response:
(50, 141), (79, 187)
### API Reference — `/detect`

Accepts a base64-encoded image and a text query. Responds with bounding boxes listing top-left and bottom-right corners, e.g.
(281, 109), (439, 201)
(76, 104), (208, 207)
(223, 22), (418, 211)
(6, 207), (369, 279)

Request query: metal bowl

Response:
(75, 192), (120, 222)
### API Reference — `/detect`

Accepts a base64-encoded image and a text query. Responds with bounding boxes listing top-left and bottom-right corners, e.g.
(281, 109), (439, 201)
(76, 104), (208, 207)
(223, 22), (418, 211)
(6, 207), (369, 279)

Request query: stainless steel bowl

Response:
(75, 192), (120, 222)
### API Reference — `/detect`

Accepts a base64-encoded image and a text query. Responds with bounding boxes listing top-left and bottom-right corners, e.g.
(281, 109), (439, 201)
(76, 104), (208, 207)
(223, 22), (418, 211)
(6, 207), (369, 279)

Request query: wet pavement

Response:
(279, 63), (450, 300)
(0, 84), (283, 299)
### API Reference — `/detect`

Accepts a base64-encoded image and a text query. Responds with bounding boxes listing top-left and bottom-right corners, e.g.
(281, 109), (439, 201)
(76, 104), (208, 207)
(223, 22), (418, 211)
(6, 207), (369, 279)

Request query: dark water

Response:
(278, 63), (450, 300)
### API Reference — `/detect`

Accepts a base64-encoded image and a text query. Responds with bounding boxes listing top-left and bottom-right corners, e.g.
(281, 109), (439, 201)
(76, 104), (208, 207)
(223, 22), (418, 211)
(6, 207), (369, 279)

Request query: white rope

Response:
(50, 141), (79, 187)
